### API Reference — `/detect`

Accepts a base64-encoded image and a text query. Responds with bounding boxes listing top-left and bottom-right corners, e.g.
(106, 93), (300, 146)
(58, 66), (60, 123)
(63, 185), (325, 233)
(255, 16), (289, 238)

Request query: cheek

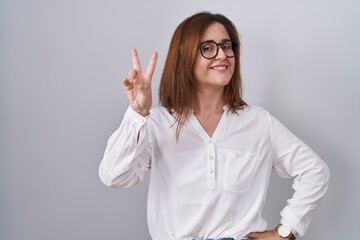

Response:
(194, 59), (208, 79)
(193, 64), (200, 80)
(229, 59), (236, 74)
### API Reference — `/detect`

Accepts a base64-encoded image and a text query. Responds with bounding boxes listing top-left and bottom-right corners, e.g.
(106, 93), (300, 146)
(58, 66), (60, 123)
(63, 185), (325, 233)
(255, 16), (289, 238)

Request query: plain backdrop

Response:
(1, 0), (359, 239)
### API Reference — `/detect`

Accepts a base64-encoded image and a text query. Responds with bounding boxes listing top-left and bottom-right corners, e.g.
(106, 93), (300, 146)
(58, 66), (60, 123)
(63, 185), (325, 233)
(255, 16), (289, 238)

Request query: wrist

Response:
(129, 106), (150, 117)
(275, 224), (296, 240)
(138, 109), (150, 117)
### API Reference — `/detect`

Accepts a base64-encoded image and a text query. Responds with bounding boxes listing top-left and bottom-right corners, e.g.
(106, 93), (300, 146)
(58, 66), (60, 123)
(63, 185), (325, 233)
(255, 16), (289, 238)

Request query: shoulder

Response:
(148, 106), (175, 123)
(227, 105), (273, 130)
(149, 106), (172, 116)
(236, 105), (271, 119)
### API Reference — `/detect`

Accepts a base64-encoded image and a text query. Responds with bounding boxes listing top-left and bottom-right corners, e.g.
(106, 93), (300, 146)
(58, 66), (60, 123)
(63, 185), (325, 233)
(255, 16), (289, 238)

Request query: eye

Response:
(201, 44), (215, 52)
(221, 42), (232, 50)
(222, 45), (231, 50)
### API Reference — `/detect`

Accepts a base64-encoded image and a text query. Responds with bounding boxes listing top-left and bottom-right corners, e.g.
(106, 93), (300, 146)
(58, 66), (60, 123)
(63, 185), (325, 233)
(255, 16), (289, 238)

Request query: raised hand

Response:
(123, 49), (158, 116)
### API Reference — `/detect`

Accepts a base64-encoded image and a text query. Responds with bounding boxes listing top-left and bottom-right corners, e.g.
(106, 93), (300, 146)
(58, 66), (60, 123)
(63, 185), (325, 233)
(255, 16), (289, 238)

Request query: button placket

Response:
(207, 139), (216, 191)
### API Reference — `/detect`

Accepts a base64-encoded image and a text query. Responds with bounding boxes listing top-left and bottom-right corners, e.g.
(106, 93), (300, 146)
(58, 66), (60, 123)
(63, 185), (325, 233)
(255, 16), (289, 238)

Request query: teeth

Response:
(211, 66), (227, 70)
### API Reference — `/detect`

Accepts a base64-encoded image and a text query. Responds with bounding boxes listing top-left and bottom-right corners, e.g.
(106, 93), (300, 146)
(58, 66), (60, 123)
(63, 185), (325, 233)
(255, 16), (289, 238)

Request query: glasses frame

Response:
(198, 39), (238, 60)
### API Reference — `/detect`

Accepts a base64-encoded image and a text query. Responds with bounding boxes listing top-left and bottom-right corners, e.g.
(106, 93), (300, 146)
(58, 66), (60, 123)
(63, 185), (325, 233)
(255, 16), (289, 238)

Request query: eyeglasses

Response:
(198, 39), (238, 59)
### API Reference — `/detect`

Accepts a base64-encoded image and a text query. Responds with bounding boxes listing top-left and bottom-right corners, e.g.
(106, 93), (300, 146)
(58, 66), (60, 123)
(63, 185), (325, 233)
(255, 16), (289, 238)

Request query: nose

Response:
(216, 47), (227, 59)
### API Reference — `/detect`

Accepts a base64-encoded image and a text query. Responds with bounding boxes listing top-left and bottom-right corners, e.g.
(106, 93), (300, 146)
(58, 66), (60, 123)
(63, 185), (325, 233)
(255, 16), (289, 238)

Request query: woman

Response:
(99, 12), (330, 240)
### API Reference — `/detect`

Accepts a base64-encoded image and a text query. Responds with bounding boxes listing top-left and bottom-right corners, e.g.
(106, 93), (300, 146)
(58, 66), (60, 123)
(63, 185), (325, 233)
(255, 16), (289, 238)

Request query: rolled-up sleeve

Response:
(268, 113), (330, 236)
(98, 106), (152, 188)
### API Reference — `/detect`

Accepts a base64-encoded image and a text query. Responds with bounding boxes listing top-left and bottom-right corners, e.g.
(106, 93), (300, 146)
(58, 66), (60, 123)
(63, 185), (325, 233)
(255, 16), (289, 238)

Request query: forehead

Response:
(200, 22), (230, 42)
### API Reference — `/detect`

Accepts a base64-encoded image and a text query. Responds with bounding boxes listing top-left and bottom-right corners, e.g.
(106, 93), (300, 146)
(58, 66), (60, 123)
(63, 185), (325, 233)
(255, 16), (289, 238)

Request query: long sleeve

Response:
(269, 113), (330, 236)
(98, 106), (152, 188)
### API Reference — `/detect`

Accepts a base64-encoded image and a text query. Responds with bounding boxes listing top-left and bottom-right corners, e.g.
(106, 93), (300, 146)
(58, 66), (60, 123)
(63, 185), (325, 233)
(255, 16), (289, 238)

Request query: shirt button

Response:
(209, 154), (214, 159)
(209, 168), (214, 173)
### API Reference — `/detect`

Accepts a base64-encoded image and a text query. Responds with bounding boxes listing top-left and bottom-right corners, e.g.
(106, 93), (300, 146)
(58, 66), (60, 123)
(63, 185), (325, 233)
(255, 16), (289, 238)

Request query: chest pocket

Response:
(224, 151), (259, 193)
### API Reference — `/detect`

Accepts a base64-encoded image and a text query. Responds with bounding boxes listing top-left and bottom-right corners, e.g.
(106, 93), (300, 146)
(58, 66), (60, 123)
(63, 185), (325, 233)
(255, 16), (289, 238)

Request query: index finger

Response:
(132, 48), (142, 72)
(145, 51), (158, 78)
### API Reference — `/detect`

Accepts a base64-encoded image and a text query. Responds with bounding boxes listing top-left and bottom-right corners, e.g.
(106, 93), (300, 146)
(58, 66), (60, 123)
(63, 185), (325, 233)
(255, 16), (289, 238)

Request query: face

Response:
(194, 22), (235, 92)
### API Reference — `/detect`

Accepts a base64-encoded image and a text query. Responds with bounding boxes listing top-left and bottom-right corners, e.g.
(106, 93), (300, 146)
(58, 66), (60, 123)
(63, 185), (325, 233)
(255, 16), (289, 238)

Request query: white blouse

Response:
(99, 105), (330, 240)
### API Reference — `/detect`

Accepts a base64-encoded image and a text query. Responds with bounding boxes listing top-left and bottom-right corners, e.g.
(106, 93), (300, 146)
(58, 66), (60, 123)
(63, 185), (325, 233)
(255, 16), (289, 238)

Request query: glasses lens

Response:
(221, 40), (235, 58)
(200, 42), (218, 59)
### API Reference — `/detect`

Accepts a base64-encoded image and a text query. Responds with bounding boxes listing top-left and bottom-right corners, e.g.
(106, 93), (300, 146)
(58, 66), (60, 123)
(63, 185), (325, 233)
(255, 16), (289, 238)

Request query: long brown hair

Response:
(159, 12), (247, 139)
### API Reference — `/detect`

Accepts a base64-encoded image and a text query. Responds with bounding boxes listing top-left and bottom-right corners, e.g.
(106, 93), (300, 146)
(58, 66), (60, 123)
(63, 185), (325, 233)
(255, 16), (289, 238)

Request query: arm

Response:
(98, 106), (152, 188)
(246, 113), (330, 239)
(99, 49), (158, 188)
(269, 113), (330, 236)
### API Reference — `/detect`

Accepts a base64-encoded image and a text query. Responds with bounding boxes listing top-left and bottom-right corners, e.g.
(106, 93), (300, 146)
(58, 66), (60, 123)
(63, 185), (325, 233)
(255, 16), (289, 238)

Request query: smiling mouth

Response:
(210, 65), (228, 70)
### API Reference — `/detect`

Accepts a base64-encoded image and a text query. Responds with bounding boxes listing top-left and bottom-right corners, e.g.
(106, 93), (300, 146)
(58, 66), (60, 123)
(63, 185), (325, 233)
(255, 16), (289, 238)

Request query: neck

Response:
(194, 88), (225, 116)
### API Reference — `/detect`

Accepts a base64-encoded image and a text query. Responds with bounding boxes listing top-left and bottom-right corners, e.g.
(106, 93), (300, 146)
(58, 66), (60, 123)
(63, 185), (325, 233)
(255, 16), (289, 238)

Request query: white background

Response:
(1, 0), (359, 239)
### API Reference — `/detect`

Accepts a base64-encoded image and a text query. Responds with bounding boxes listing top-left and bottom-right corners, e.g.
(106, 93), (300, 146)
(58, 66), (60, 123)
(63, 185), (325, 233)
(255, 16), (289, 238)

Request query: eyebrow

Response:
(200, 38), (232, 43)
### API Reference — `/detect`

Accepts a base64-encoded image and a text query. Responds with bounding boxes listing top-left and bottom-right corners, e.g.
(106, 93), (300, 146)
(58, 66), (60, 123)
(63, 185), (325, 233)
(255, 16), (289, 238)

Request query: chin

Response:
(218, 78), (231, 86)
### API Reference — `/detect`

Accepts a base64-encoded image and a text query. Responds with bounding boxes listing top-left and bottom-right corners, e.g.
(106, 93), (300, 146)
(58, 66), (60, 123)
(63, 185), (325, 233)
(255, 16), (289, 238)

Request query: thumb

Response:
(128, 69), (137, 80)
